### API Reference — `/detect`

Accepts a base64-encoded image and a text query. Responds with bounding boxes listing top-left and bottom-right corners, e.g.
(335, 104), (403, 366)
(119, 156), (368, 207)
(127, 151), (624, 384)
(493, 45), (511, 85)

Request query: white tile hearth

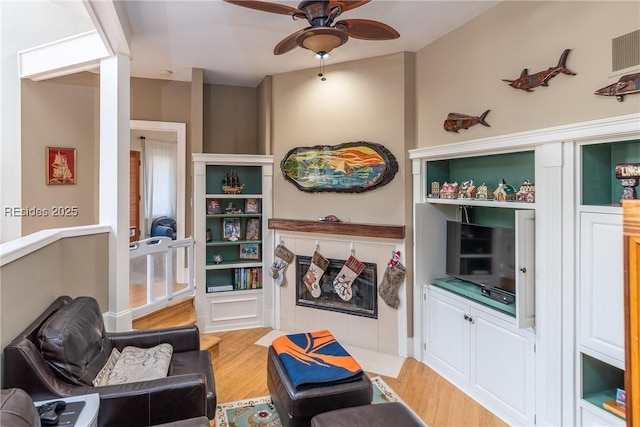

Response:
(254, 329), (405, 379)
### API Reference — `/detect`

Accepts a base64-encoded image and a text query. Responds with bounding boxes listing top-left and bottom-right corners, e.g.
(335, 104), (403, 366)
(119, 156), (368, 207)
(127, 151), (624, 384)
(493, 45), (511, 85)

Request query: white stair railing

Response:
(129, 236), (195, 318)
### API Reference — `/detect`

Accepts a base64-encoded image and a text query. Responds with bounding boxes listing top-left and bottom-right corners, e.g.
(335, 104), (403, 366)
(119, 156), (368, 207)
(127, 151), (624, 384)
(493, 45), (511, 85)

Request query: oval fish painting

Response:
(281, 142), (398, 193)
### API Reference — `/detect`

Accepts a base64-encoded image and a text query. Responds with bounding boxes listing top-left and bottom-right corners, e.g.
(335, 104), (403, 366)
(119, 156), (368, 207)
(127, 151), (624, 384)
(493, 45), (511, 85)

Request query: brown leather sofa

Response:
(0, 388), (40, 427)
(0, 388), (211, 427)
(2, 296), (216, 426)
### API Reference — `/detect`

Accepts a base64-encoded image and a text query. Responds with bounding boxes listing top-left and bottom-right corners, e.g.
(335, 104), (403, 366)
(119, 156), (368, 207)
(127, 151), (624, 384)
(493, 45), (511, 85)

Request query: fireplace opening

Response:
(295, 255), (378, 319)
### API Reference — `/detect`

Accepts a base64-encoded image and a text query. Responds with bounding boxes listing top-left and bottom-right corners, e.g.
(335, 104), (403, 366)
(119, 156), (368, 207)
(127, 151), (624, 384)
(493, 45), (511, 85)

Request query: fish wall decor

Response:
(594, 72), (640, 102)
(443, 110), (491, 133)
(503, 49), (576, 92)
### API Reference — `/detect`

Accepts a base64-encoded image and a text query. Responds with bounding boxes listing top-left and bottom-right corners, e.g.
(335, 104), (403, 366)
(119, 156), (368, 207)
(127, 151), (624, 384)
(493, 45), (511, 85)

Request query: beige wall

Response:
(416, 1), (640, 147)
(0, 233), (109, 350)
(272, 52), (413, 225)
(203, 83), (258, 154)
(20, 77), (99, 235)
(131, 77), (261, 235)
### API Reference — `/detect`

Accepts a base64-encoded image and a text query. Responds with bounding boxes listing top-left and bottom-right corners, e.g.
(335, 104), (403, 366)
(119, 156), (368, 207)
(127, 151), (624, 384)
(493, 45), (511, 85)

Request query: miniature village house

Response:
(458, 180), (477, 199)
(516, 179), (536, 203)
(494, 179), (516, 202)
(476, 183), (494, 200)
(440, 181), (459, 199)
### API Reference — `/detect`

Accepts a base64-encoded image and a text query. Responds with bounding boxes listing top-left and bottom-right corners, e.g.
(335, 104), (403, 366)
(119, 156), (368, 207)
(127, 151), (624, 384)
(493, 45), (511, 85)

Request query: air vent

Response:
(612, 29), (639, 72)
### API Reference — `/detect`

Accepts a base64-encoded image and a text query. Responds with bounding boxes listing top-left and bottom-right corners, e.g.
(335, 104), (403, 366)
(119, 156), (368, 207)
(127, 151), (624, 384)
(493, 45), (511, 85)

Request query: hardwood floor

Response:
(209, 327), (508, 427)
(128, 284), (506, 426)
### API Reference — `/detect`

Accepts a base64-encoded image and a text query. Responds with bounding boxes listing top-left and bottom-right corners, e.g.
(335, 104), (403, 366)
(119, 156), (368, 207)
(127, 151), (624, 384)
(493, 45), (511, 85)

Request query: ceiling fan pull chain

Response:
(318, 56), (327, 81)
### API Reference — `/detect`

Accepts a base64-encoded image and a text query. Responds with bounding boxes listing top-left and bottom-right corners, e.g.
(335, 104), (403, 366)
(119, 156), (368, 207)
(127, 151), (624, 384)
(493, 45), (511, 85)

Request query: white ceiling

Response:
(121, 0), (500, 87)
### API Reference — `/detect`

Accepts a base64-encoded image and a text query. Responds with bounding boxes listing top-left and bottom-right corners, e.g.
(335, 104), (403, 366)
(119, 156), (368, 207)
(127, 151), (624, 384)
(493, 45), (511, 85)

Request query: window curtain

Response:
(142, 138), (177, 236)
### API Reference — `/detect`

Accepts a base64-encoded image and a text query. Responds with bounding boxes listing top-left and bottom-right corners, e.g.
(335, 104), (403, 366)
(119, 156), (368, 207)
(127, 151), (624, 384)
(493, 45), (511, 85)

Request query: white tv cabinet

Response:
(410, 114), (639, 426)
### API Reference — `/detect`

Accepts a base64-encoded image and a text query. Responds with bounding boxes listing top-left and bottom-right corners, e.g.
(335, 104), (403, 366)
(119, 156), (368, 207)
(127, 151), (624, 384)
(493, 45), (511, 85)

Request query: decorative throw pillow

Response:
(106, 343), (173, 385)
(92, 348), (121, 387)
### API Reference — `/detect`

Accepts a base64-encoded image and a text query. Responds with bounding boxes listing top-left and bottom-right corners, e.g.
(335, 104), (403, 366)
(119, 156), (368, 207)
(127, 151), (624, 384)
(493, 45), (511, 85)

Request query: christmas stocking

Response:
(303, 251), (329, 298)
(270, 243), (294, 287)
(378, 251), (406, 309)
(333, 255), (365, 301)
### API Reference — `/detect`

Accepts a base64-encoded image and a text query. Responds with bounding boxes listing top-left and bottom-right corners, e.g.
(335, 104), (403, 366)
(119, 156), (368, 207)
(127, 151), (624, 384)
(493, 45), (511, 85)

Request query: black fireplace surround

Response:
(295, 255), (378, 319)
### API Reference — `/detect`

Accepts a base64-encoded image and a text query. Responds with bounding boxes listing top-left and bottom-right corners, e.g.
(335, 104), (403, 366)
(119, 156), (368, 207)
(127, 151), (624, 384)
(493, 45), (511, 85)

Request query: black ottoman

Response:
(310, 401), (426, 427)
(267, 345), (373, 427)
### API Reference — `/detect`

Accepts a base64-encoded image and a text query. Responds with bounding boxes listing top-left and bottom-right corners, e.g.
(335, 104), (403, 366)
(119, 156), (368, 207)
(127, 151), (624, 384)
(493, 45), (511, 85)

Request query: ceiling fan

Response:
(223, 0), (400, 56)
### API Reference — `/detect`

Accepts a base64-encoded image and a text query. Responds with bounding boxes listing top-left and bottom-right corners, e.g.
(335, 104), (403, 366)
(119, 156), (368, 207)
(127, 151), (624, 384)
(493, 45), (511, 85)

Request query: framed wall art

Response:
(222, 218), (241, 241)
(207, 198), (221, 214)
(46, 147), (76, 185)
(245, 198), (260, 214)
(239, 243), (260, 260)
(280, 141), (398, 193)
(245, 218), (260, 240)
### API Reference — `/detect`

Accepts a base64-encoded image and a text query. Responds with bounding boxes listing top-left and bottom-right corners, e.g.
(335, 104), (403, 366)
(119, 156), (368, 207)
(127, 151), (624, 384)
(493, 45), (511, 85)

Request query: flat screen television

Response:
(446, 220), (516, 303)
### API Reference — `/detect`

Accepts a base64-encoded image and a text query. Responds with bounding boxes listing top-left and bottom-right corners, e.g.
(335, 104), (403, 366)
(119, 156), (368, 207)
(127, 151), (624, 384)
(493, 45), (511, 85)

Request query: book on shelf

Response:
(207, 284), (233, 293)
(233, 267), (263, 290)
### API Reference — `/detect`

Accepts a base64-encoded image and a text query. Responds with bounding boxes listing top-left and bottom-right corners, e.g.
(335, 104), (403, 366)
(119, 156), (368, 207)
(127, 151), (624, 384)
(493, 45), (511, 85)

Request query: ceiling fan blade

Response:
(329, 1), (371, 13)
(335, 19), (400, 40)
(223, 0), (305, 18)
(274, 27), (311, 55)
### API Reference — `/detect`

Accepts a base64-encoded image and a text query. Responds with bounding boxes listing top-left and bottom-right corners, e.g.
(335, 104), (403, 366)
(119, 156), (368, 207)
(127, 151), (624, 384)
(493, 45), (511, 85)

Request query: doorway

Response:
(129, 120), (187, 285)
(129, 150), (140, 242)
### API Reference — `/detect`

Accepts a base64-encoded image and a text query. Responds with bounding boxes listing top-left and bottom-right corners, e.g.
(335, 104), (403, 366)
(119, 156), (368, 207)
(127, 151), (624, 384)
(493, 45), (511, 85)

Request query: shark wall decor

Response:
(503, 48), (576, 92)
(594, 72), (640, 102)
(443, 110), (491, 133)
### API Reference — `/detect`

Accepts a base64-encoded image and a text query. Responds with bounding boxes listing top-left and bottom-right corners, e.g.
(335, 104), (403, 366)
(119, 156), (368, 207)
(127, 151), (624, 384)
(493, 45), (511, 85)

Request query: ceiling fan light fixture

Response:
(303, 33), (342, 53)
(297, 27), (348, 54)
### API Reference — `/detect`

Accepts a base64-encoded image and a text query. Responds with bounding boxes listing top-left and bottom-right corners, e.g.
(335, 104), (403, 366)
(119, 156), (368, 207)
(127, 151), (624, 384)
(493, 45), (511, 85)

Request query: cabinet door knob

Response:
(520, 267), (527, 273)
(468, 316), (475, 324)
(463, 314), (469, 321)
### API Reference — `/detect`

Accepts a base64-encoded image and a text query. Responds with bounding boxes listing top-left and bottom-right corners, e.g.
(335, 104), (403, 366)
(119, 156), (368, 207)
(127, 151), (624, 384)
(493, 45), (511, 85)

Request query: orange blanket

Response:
(272, 330), (363, 389)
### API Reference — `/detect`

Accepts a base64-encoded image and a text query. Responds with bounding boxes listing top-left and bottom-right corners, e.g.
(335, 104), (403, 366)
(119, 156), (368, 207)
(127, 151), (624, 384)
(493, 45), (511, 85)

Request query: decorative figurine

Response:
(615, 163), (640, 203)
(430, 181), (440, 198)
(466, 181), (477, 199)
(516, 179), (536, 203)
(225, 202), (242, 214)
(502, 49), (576, 92)
(476, 183), (494, 200)
(440, 181), (459, 199)
(443, 110), (491, 133)
(213, 254), (223, 264)
(594, 72), (640, 102)
(458, 180), (476, 199)
(494, 179), (516, 202)
(222, 169), (244, 194)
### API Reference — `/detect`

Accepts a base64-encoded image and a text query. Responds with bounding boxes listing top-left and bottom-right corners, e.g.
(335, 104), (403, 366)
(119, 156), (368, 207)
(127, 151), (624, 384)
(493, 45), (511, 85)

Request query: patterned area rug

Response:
(215, 376), (402, 427)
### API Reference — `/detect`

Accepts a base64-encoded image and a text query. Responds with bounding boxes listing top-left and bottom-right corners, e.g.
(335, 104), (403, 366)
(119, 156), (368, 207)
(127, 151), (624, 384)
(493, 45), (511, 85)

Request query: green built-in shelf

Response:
(582, 352), (625, 419)
(582, 139), (640, 206)
(432, 277), (515, 317)
(426, 151), (535, 194)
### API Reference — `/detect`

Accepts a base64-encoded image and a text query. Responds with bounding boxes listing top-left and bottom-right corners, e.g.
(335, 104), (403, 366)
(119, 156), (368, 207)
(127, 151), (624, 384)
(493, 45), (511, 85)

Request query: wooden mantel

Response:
(268, 218), (405, 240)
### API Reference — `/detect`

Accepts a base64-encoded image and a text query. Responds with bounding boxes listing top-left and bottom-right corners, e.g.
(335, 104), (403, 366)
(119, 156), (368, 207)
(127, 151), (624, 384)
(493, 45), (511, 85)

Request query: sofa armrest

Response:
(75, 374), (208, 426)
(108, 325), (200, 353)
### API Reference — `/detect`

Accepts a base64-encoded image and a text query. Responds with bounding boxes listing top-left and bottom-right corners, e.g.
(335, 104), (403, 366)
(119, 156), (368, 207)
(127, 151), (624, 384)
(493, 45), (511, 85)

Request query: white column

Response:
(99, 54), (131, 331)
(1, 3), (22, 243)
